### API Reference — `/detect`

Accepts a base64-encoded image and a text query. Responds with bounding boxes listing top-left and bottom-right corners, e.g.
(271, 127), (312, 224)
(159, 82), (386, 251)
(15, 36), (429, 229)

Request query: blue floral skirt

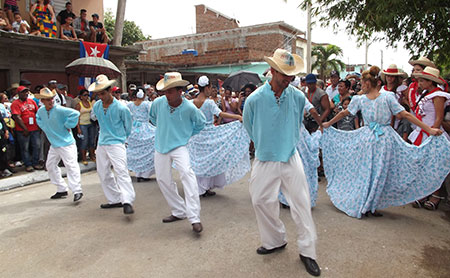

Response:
(188, 121), (251, 193)
(321, 126), (450, 218)
(126, 122), (156, 174)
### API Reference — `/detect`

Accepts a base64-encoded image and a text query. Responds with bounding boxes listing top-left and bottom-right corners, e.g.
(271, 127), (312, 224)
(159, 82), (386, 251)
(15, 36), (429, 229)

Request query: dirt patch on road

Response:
(418, 240), (450, 278)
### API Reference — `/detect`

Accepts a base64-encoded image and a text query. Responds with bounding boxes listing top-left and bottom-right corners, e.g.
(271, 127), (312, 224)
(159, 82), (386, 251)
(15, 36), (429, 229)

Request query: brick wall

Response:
(195, 5), (239, 34)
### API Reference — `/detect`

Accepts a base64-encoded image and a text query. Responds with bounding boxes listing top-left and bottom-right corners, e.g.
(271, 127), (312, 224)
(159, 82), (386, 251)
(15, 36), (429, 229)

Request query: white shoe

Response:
(3, 169), (13, 177)
(15, 161), (23, 167)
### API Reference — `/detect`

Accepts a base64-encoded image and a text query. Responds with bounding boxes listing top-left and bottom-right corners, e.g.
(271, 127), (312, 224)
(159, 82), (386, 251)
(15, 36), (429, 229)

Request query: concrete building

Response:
(0, 31), (140, 94)
(135, 4), (307, 80)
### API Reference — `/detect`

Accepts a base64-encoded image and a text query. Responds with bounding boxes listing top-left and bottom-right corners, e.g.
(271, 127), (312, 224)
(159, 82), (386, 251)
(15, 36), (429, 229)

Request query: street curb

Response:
(0, 162), (97, 192)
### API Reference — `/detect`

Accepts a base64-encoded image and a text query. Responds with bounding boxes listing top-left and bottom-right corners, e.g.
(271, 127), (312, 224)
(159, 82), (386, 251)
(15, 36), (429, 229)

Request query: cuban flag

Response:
(79, 42), (110, 89)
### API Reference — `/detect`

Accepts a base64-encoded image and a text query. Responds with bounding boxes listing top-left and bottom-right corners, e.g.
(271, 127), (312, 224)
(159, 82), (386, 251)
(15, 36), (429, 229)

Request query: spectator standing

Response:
(73, 9), (90, 41)
(56, 2), (75, 25)
(326, 70), (340, 100)
(75, 89), (96, 165)
(10, 86), (42, 172)
(49, 81), (66, 106)
(29, 0), (57, 38)
(0, 8), (12, 31)
(3, 0), (18, 24)
(238, 83), (256, 115)
(0, 115), (11, 178)
(221, 86), (239, 123)
(303, 73), (330, 133)
(89, 13), (109, 44)
(336, 97), (359, 130)
(35, 88), (83, 202)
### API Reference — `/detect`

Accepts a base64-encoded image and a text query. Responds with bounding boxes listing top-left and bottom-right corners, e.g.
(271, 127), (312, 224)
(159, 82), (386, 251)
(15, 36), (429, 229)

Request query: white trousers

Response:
(46, 144), (82, 194)
(155, 146), (201, 224)
(249, 151), (317, 259)
(96, 144), (135, 204)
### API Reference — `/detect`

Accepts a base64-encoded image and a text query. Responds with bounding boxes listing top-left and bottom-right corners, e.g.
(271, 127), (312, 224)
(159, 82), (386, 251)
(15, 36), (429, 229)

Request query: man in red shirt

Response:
(11, 86), (42, 172)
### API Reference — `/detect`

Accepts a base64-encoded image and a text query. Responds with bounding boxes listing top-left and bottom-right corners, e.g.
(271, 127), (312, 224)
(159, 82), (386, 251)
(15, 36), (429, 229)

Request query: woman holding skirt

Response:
(321, 66), (450, 218)
(188, 76), (251, 197)
(126, 88), (156, 182)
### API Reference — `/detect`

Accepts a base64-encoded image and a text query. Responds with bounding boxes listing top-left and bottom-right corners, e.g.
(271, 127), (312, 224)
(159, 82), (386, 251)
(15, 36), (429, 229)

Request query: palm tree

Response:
(311, 44), (346, 80)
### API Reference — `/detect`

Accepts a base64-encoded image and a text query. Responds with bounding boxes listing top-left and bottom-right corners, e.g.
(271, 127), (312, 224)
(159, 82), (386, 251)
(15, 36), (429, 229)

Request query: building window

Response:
(296, 47), (304, 59)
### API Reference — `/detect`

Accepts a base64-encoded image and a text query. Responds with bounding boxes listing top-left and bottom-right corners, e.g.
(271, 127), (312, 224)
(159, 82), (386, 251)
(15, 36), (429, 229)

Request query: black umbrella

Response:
(222, 70), (262, 92)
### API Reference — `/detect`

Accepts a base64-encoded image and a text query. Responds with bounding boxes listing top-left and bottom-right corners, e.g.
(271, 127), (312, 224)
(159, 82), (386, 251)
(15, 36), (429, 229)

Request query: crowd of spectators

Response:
(0, 1), (109, 43)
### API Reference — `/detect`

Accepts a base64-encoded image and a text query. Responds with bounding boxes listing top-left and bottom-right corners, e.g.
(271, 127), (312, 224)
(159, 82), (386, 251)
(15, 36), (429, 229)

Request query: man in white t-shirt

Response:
(325, 70), (340, 100)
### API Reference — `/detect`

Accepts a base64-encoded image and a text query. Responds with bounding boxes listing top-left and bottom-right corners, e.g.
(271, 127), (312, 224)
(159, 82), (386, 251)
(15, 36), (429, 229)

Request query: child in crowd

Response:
(336, 97), (359, 130)
(12, 12), (31, 34)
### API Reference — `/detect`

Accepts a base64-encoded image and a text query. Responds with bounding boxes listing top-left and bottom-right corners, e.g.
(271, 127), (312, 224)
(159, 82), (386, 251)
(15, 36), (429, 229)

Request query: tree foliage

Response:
(311, 44), (345, 80)
(104, 11), (150, 46)
(299, 0), (450, 75)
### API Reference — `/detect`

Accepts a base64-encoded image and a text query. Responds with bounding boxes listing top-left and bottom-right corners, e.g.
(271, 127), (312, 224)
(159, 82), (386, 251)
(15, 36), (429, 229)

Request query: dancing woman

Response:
(321, 66), (450, 218)
(126, 87), (156, 182)
(409, 67), (450, 210)
(188, 76), (250, 197)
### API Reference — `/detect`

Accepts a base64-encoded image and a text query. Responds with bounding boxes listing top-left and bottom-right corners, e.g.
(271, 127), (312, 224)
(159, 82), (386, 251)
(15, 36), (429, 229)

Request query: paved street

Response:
(0, 171), (449, 278)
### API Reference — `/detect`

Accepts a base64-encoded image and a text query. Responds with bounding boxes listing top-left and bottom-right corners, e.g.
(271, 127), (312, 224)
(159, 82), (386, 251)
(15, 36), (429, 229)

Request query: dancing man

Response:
(150, 72), (206, 233)
(35, 87), (83, 202)
(243, 49), (320, 277)
(89, 75), (135, 215)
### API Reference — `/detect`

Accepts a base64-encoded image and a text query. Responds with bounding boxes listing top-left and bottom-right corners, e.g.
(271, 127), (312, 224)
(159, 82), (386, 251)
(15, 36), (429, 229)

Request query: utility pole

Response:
(306, 2), (312, 73)
(364, 39), (369, 70)
(380, 49), (383, 70)
(113, 0), (127, 46)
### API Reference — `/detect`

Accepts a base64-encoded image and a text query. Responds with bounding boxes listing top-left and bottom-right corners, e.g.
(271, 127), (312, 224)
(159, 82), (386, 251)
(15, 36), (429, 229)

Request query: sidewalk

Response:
(0, 161), (96, 191)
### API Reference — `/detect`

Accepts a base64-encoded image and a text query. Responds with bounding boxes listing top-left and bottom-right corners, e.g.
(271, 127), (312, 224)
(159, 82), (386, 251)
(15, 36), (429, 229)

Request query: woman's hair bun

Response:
(369, 66), (380, 77)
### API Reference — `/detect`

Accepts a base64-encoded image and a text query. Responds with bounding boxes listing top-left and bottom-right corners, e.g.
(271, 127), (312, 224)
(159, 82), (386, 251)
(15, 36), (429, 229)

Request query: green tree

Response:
(299, 0), (450, 74)
(311, 44), (345, 80)
(104, 11), (150, 46)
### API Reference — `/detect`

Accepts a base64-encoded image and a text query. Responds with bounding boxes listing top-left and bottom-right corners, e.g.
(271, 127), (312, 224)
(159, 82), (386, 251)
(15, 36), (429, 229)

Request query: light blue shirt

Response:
(150, 96), (206, 154)
(36, 105), (79, 148)
(94, 98), (132, 145)
(243, 81), (306, 162)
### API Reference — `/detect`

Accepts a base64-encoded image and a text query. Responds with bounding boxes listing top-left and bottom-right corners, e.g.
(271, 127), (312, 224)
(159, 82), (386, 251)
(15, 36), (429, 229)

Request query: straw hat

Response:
(35, 87), (57, 99)
(156, 72), (189, 91)
(380, 64), (408, 83)
(88, 74), (116, 92)
(412, 66), (444, 84)
(7, 83), (19, 92)
(264, 49), (304, 76)
(408, 57), (436, 68)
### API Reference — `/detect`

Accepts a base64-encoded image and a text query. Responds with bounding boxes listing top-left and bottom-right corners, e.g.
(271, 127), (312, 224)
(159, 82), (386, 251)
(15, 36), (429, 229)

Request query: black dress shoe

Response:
(162, 215), (184, 223)
(137, 177), (151, 182)
(123, 203), (134, 214)
(50, 191), (68, 199)
(100, 203), (123, 209)
(256, 243), (287, 255)
(300, 255), (321, 276)
(200, 190), (216, 197)
(192, 222), (203, 233)
(73, 193), (83, 202)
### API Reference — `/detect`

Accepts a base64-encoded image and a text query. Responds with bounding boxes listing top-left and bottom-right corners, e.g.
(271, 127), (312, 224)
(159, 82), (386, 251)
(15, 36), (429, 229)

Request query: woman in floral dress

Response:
(321, 66), (450, 218)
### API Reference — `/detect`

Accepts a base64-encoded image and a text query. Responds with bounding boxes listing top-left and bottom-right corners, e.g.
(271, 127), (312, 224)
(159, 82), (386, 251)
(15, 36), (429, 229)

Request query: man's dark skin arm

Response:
(319, 95), (331, 123)
(12, 114), (29, 136)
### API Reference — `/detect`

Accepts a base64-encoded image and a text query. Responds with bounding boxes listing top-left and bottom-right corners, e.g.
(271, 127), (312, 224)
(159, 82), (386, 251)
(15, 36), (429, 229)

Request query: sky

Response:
(103, 0), (414, 73)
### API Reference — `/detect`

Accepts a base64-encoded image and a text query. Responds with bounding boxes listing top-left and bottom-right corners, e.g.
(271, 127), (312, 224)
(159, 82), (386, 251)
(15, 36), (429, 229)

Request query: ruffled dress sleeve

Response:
(347, 95), (361, 116)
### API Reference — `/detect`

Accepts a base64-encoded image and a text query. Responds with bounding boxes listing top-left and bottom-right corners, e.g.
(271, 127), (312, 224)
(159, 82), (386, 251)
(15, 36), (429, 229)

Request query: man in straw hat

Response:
(407, 57), (437, 111)
(89, 74), (135, 215)
(149, 72), (206, 233)
(243, 49), (321, 276)
(35, 87), (83, 202)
